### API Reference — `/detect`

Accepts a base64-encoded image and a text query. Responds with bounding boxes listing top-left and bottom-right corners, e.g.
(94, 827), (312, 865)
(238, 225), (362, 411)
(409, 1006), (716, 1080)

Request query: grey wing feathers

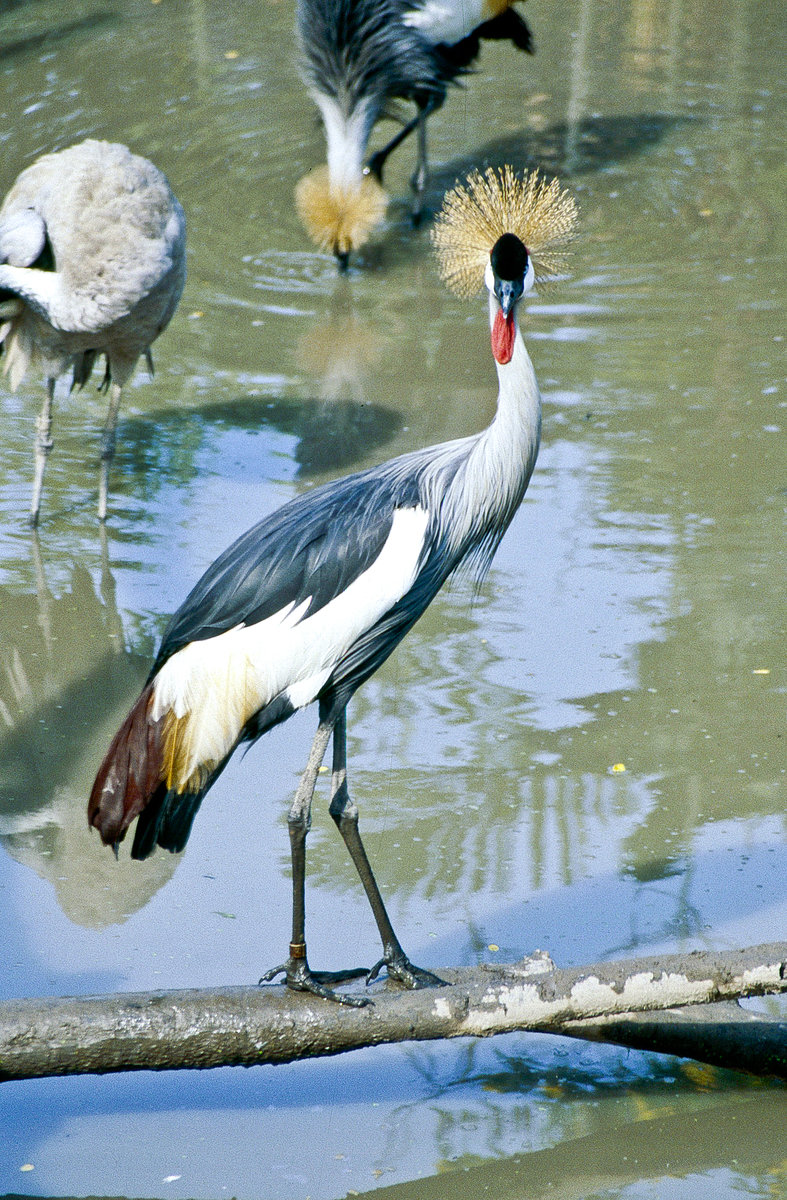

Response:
(297, 0), (447, 111)
(151, 461), (425, 678)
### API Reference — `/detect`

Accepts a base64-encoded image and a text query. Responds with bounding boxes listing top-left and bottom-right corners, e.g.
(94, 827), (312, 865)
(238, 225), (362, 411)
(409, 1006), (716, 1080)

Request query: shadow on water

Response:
(115, 393), (403, 486)
(472, 112), (691, 177)
(376, 111), (691, 261)
(0, 11), (116, 64)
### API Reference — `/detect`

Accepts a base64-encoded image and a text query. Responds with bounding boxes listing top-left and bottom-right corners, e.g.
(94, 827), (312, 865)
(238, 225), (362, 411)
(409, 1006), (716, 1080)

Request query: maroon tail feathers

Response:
(88, 683), (165, 849)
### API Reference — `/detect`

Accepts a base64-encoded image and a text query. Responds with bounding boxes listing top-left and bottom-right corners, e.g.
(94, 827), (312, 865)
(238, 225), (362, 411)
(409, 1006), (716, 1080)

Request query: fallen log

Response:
(1, 942), (784, 1082)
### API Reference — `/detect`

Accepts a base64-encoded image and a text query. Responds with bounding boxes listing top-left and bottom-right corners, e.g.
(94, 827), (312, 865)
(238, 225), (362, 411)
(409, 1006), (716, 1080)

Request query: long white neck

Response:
(484, 289), (542, 475)
(438, 293), (541, 563)
(0, 263), (95, 333)
(314, 94), (375, 190)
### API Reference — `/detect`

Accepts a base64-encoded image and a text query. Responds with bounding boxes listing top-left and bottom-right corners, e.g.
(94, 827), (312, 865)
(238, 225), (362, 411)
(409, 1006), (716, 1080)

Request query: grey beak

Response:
(495, 278), (523, 318)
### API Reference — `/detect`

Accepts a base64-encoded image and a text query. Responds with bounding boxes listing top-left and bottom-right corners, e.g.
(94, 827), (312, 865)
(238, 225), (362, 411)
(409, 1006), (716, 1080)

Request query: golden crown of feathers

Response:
(431, 166), (578, 298)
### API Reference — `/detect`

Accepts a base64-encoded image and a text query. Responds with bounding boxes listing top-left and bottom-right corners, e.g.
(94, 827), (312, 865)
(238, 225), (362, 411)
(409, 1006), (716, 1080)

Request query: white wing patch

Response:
(404, 0), (487, 45)
(151, 505), (430, 785)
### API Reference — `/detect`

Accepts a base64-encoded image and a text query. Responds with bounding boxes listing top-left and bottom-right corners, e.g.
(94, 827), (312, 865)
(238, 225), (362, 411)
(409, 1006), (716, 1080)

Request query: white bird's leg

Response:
(260, 710), (370, 1007)
(329, 710), (448, 991)
(98, 380), (122, 521)
(29, 378), (55, 526)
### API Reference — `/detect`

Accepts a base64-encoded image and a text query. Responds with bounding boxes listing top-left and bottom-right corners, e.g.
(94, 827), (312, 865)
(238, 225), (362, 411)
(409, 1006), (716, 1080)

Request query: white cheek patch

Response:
(151, 505), (430, 783)
(484, 259), (495, 293)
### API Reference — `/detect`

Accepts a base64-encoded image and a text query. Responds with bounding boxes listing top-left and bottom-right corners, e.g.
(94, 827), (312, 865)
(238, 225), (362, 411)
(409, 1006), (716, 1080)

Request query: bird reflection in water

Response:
(0, 529), (175, 927)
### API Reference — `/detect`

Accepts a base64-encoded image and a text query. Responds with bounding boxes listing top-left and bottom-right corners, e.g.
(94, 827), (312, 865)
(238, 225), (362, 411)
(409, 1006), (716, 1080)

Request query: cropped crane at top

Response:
(295, 0), (534, 266)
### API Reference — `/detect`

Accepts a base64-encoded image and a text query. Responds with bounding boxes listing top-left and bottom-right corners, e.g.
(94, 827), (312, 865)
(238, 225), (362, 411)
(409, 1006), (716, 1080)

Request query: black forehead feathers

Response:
(490, 232), (529, 282)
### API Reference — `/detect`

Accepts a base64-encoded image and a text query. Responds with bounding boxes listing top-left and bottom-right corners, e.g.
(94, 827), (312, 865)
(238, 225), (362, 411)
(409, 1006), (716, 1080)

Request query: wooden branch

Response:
(1, 942), (784, 1082)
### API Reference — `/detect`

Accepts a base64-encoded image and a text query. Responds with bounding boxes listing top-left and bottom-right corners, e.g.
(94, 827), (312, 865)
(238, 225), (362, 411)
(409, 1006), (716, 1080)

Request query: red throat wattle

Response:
(491, 308), (515, 365)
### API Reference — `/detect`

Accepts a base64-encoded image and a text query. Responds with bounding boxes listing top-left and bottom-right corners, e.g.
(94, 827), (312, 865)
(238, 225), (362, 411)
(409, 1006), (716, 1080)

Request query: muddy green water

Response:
(0, 0), (785, 1197)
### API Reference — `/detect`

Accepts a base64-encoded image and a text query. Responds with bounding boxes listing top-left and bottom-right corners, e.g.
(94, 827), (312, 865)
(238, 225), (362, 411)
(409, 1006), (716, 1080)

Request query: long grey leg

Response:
(329, 710), (448, 990)
(260, 711), (370, 1006)
(98, 380), (122, 521)
(29, 377), (55, 526)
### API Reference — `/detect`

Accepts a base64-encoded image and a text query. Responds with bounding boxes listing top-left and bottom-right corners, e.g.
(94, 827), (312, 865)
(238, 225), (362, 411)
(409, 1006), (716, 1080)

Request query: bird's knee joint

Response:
(330, 795), (359, 828)
(287, 809), (310, 838)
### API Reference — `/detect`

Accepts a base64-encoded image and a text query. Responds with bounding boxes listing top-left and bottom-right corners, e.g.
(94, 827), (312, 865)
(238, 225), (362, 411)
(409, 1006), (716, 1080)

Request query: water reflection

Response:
(349, 1091), (787, 1199)
(0, 531), (175, 927)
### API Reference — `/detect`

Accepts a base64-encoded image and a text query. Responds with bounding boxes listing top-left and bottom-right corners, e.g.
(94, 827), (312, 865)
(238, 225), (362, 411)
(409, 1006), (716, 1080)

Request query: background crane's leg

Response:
(409, 109), (429, 227)
(329, 711), (447, 991)
(29, 378), (55, 526)
(260, 710), (370, 1007)
(365, 112), (421, 183)
(98, 380), (122, 521)
(366, 97), (438, 189)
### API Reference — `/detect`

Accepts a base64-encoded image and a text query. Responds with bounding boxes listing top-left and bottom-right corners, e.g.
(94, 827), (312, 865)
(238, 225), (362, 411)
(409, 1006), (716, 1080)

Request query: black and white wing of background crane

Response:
(0, 139), (186, 524)
(89, 167), (577, 1006)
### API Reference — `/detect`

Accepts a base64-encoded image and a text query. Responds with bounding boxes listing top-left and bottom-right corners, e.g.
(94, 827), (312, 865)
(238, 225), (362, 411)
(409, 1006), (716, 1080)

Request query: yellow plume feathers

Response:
(295, 166), (388, 256)
(431, 166), (578, 298)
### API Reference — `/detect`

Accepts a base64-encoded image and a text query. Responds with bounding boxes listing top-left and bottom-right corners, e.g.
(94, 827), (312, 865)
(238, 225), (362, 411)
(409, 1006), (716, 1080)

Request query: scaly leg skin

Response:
(260, 712), (371, 1007)
(29, 378), (55, 526)
(329, 712), (448, 992)
(98, 381), (123, 521)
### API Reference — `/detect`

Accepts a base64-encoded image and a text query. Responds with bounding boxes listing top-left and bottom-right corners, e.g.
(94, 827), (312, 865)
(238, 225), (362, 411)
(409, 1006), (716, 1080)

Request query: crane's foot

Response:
(260, 945), (372, 1007)
(366, 949), (449, 990)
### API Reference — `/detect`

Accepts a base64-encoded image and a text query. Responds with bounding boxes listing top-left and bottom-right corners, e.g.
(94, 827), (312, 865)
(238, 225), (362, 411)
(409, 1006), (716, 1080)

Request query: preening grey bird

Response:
(0, 139), (186, 524)
(295, 0), (535, 266)
(89, 167), (577, 1005)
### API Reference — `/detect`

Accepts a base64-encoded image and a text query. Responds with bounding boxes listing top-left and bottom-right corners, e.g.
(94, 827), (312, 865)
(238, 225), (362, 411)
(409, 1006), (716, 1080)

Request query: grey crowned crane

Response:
(89, 168), (577, 1005)
(295, 0), (535, 266)
(0, 139), (186, 524)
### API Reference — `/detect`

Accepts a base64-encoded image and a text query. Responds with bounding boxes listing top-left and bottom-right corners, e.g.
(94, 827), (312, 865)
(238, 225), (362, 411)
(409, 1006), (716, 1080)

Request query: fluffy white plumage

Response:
(0, 138), (186, 522)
